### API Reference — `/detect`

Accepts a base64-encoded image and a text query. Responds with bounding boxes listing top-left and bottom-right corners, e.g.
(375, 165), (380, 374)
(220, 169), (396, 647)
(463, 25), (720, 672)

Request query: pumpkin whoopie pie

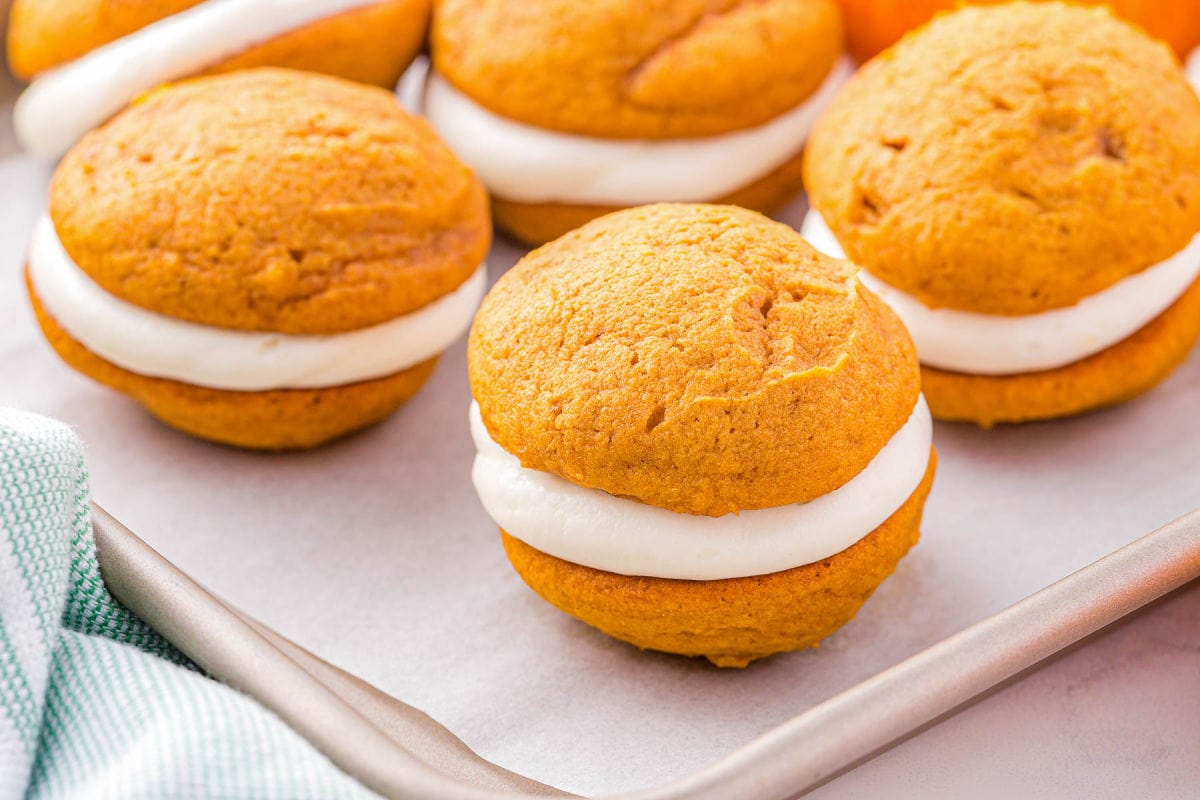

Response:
(424, 0), (850, 245)
(8, 0), (432, 157)
(26, 68), (490, 449)
(468, 204), (935, 667)
(803, 2), (1200, 427)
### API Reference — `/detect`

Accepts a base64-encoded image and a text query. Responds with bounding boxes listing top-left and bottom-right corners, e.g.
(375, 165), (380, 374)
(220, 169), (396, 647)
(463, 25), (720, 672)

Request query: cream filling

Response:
(470, 397), (932, 581)
(421, 58), (853, 205)
(801, 210), (1200, 375)
(1189, 47), (1200, 93)
(14, 0), (384, 158)
(26, 215), (485, 391)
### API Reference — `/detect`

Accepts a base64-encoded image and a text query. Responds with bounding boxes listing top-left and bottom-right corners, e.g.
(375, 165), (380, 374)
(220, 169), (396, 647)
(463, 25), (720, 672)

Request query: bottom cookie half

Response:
(923, 275), (1200, 427)
(501, 450), (937, 668)
(490, 144), (808, 247)
(29, 280), (438, 450)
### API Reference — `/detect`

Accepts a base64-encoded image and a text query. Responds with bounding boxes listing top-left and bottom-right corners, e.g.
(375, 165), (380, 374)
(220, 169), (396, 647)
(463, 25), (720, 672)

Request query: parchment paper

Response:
(2, 85), (1198, 795)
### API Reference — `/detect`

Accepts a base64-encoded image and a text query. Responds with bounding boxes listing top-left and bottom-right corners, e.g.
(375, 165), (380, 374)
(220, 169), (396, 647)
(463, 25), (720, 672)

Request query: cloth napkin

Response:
(0, 408), (378, 800)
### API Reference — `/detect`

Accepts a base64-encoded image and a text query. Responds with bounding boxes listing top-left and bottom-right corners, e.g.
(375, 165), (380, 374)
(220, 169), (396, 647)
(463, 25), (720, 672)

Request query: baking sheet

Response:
(2, 90), (1199, 796)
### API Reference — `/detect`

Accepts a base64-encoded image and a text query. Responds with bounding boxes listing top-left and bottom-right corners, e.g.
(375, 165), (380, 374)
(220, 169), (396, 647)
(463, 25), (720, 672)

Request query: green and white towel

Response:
(0, 408), (378, 799)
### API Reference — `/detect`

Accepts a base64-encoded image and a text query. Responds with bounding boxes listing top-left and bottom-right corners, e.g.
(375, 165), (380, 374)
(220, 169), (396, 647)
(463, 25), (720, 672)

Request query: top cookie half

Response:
(469, 204), (920, 518)
(49, 68), (490, 335)
(804, 1), (1200, 315)
(432, 0), (844, 139)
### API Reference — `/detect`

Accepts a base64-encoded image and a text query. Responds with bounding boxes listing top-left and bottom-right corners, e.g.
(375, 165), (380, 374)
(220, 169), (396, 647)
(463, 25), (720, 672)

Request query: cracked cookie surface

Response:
(432, 0), (843, 139)
(49, 68), (490, 334)
(468, 203), (919, 517)
(804, 1), (1200, 315)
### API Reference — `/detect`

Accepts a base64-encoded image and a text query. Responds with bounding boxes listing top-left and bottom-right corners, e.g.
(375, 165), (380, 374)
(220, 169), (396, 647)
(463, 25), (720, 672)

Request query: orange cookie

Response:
(803, 2), (1200, 426)
(27, 68), (490, 449)
(425, 0), (847, 244)
(468, 204), (935, 666)
(8, 0), (431, 157)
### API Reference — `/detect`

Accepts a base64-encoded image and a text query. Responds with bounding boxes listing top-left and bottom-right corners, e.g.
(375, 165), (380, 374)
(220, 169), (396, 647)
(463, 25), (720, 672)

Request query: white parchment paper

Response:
(1, 83), (1197, 795)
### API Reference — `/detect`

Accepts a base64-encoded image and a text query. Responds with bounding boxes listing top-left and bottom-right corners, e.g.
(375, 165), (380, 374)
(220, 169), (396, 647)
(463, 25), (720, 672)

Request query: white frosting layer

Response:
(422, 59), (852, 205)
(1189, 47), (1200, 93)
(470, 397), (932, 581)
(801, 211), (1200, 375)
(27, 215), (485, 391)
(15, 0), (383, 158)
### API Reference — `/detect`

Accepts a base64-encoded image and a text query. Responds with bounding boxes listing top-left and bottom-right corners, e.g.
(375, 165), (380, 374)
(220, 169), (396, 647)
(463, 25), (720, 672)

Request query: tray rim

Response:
(91, 502), (1200, 800)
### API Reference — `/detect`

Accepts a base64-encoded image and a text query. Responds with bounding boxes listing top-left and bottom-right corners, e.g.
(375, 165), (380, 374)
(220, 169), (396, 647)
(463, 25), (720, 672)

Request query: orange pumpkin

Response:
(838, 0), (1200, 62)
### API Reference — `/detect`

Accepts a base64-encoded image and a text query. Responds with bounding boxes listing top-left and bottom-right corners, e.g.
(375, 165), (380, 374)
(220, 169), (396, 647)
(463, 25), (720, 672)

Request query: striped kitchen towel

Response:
(0, 408), (378, 800)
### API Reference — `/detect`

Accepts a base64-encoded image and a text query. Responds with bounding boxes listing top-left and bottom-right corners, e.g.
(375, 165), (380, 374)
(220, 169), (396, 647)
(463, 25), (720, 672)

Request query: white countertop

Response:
(1, 61), (1197, 800)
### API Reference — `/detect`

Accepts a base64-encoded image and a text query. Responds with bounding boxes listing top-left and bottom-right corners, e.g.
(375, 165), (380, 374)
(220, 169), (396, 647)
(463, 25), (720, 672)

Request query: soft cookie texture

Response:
(31, 68), (490, 449)
(805, 2), (1200, 316)
(8, 0), (431, 89)
(433, 0), (843, 139)
(502, 455), (935, 668)
(469, 204), (919, 518)
(50, 68), (489, 335)
(470, 204), (931, 666)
